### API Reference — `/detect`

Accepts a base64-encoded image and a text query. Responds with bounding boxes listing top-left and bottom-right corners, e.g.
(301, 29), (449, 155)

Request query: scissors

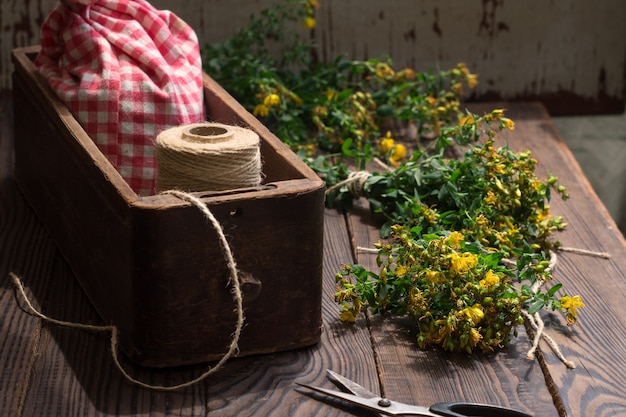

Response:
(296, 369), (532, 417)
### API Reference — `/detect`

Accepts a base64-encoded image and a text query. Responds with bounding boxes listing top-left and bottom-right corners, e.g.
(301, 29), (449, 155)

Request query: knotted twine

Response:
(10, 122), (264, 390)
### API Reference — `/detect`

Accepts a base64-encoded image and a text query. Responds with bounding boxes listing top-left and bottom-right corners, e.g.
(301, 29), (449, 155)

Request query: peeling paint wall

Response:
(309, 0), (626, 114)
(2, 0), (625, 114)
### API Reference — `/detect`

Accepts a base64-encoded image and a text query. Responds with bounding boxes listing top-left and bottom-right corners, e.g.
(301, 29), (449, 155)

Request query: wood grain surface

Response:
(1, 96), (625, 416)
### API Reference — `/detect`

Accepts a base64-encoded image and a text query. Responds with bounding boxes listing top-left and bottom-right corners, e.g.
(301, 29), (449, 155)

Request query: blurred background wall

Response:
(3, 0), (625, 115)
(2, 0), (625, 232)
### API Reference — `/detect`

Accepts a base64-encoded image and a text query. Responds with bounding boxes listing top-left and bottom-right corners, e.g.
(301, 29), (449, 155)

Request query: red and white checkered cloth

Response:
(35, 0), (205, 195)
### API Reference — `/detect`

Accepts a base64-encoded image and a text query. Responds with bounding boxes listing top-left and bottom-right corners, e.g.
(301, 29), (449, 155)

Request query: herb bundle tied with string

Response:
(202, 0), (590, 360)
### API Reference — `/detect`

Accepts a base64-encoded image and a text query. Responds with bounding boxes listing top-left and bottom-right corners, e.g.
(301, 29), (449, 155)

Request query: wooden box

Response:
(11, 46), (325, 368)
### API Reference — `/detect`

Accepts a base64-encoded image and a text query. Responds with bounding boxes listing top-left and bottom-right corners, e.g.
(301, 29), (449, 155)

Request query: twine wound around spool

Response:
(156, 122), (263, 193)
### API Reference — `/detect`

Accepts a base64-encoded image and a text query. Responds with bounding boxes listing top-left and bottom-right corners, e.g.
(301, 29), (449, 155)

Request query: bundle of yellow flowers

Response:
(204, 0), (586, 359)
(336, 229), (528, 353)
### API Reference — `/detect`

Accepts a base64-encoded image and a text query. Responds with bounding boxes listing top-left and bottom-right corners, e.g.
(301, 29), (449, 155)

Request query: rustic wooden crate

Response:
(11, 46), (325, 368)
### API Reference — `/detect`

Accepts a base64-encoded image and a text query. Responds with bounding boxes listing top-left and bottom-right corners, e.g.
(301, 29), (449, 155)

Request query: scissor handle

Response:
(430, 402), (533, 417)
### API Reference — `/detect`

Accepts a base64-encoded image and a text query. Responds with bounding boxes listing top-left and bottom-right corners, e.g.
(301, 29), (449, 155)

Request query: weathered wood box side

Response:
(11, 46), (325, 368)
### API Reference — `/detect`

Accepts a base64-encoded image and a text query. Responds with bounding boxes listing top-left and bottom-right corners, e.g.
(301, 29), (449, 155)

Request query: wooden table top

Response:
(1, 96), (625, 417)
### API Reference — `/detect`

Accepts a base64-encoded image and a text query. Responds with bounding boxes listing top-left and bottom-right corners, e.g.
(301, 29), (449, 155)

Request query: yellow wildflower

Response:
(307, 0), (320, 8)
(263, 93), (281, 107)
(479, 270), (500, 288)
(501, 117), (515, 130)
(421, 206), (438, 225)
(461, 304), (484, 325)
(395, 264), (408, 277)
(303, 16), (316, 29)
(458, 114), (474, 126)
(469, 327), (482, 345)
(493, 163), (507, 174)
(253, 104), (269, 117)
(487, 109), (505, 121)
(339, 309), (357, 323)
(485, 190), (497, 206)
(425, 96), (437, 107)
(423, 270), (441, 283)
(389, 144), (407, 166)
(466, 73), (478, 89)
(475, 214), (489, 226)
(534, 209), (548, 223)
(450, 252), (478, 275)
(395, 68), (416, 81)
(375, 63), (395, 80)
(560, 295), (585, 324)
(379, 132), (395, 155)
(446, 231), (464, 248)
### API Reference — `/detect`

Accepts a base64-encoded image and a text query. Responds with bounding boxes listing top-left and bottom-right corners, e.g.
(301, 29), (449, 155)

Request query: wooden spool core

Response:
(182, 124), (234, 144)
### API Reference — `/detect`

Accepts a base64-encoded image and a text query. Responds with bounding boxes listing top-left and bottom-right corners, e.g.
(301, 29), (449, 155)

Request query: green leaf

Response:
(377, 104), (395, 117)
(337, 88), (354, 101)
(527, 299), (545, 314)
(341, 138), (355, 156)
(412, 169), (422, 186)
(546, 283), (563, 297)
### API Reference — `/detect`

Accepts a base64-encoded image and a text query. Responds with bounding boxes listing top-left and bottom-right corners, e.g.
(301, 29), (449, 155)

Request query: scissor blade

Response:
(326, 369), (378, 399)
(296, 383), (435, 416)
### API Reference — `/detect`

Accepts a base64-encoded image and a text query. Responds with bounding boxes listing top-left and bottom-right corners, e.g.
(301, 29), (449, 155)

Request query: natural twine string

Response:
(156, 122), (262, 193)
(558, 246), (611, 259)
(324, 171), (372, 198)
(9, 189), (245, 391)
(519, 251), (573, 367)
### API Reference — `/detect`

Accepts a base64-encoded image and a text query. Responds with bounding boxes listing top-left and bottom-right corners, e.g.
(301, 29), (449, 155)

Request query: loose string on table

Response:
(9, 190), (243, 390)
(520, 251), (576, 369)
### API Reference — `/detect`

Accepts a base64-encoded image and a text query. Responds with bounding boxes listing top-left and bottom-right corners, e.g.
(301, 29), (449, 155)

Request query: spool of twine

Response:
(156, 122), (262, 193)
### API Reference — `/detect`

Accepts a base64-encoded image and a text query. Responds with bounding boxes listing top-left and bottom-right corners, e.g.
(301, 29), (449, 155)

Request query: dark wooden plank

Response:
(481, 102), (626, 417)
(345, 199), (558, 417)
(0, 183), (58, 417)
(19, 256), (208, 417)
(0, 92), (58, 417)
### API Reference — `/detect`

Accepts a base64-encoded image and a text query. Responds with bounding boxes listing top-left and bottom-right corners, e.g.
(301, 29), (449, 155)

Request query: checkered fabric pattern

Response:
(35, 0), (205, 196)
